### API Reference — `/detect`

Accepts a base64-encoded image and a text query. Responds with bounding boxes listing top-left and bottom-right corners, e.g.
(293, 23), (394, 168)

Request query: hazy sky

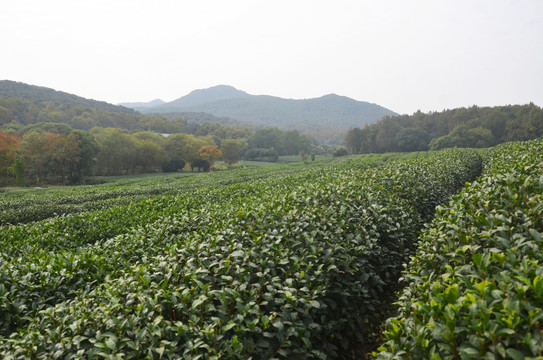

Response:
(2, 0), (542, 115)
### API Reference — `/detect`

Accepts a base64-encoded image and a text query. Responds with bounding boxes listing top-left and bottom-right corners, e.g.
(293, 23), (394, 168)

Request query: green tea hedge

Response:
(376, 139), (543, 359)
(0, 149), (482, 359)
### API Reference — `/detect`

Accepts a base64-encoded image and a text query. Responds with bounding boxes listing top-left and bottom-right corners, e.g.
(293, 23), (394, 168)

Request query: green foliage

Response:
(0, 148), (482, 358)
(0, 93), (185, 134)
(333, 147), (348, 157)
(248, 128), (311, 156)
(376, 139), (543, 359)
(0, 80), (135, 115)
(395, 127), (430, 152)
(244, 148), (279, 162)
(346, 103), (543, 154)
(221, 139), (247, 165)
(10, 158), (25, 186)
(429, 125), (495, 150)
(141, 88), (398, 145)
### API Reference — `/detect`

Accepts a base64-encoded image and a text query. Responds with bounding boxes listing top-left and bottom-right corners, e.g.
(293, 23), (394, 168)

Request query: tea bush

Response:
(376, 139), (543, 359)
(0, 149), (482, 359)
(0, 162), (334, 226)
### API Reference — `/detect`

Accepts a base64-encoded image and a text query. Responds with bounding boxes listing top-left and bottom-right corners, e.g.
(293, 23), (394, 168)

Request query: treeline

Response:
(0, 123), (314, 186)
(0, 90), (319, 186)
(345, 103), (543, 154)
(0, 97), (186, 133)
(0, 129), (220, 185)
(0, 96), (262, 140)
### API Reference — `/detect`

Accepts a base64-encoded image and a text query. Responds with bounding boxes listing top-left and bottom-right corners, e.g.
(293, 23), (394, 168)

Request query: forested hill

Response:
(0, 82), (187, 134)
(127, 85), (398, 132)
(345, 103), (543, 154)
(0, 80), (135, 114)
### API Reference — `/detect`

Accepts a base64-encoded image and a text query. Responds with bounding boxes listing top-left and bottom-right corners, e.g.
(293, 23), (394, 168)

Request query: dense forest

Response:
(0, 80), (135, 114)
(344, 103), (543, 154)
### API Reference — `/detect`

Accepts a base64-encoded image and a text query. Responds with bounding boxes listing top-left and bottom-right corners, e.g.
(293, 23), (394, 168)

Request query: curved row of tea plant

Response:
(376, 139), (543, 359)
(0, 162), (388, 337)
(0, 161), (333, 226)
(0, 149), (482, 358)
(0, 166), (362, 335)
(0, 161), (362, 259)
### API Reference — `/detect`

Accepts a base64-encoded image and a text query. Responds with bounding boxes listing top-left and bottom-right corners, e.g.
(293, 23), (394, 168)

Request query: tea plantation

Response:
(0, 141), (540, 359)
(376, 139), (543, 359)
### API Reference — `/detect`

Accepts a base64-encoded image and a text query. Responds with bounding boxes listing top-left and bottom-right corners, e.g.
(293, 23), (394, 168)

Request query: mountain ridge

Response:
(0, 81), (399, 144)
(119, 99), (166, 108)
(0, 80), (135, 114)
(133, 85), (398, 131)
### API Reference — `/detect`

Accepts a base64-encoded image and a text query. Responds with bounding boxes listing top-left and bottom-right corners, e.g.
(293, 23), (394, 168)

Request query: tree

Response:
(10, 158), (26, 186)
(20, 132), (50, 184)
(192, 159), (210, 172)
(93, 128), (137, 175)
(248, 128), (282, 150)
(0, 131), (20, 177)
(374, 117), (401, 153)
(162, 157), (186, 173)
(280, 130), (311, 156)
(299, 149), (308, 163)
(345, 127), (363, 154)
(429, 125), (495, 150)
(45, 133), (82, 185)
(466, 127), (495, 148)
(70, 130), (99, 184)
(136, 140), (165, 172)
(198, 145), (222, 167)
(20, 122), (73, 135)
(163, 133), (188, 170)
(221, 139), (247, 165)
(132, 131), (166, 147)
(333, 146), (348, 157)
(164, 134), (215, 171)
(395, 127), (430, 152)
(505, 104), (543, 142)
(482, 109), (508, 143)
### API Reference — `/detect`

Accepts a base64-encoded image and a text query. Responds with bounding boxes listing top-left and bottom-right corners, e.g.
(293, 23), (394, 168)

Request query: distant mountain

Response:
(134, 85), (397, 131)
(0, 80), (135, 114)
(162, 85), (251, 109)
(118, 99), (166, 110)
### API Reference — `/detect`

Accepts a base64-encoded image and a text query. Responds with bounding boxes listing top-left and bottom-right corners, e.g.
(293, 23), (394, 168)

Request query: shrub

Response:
(376, 139), (543, 359)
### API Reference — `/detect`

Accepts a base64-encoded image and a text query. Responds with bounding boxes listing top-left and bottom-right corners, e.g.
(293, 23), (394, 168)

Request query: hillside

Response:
(0, 80), (135, 114)
(345, 103), (543, 154)
(131, 85), (398, 131)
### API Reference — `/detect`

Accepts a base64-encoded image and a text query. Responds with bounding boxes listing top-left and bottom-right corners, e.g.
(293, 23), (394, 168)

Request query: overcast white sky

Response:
(1, 0), (542, 115)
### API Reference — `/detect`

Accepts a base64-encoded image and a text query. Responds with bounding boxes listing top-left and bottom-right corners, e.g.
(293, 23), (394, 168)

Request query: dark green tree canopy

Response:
(345, 104), (543, 153)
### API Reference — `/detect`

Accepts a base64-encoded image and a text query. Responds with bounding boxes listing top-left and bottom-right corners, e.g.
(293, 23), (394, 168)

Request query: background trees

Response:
(198, 145), (222, 167)
(70, 130), (99, 184)
(220, 139), (247, 165)
(19, 132), (50, 184)
(247, 128), (311, 156)
(395, 127), (430, 152)
(92, 128), (136, 176)
(345, 103), (543, 154)
(45, 133), (82, 185)
(7, 93), (541, 186)
(162, 134), (215, 171)
(0, 131), (20, 180)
